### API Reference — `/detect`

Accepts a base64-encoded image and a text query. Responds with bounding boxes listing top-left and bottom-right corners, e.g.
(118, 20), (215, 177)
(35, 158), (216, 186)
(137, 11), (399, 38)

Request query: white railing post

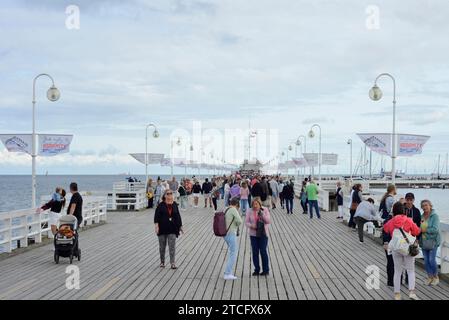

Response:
(440, 223), (449, 274)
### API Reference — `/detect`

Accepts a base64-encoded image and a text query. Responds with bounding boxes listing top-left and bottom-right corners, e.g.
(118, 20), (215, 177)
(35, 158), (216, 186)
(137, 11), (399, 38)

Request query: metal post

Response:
(374, 73), (396, 185)
(32, 74), (57, 208)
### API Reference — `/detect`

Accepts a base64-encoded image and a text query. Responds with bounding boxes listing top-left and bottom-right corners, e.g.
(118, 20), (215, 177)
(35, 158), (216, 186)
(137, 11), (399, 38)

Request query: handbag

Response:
(399, 228), (419, 257)
(256, 210), (266, 238)
(422, 238), (436, 250)
(389, 228), (418, 257)
(350, 202), (358, 211)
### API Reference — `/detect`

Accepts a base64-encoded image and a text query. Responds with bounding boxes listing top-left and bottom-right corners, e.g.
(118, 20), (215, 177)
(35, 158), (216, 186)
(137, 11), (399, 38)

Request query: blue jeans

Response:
(285, 198), (293, 213)
(224, 193), (230, 207)
(240, 199), (249, 214)
(250, 236), (269, 273)
(224, 233), (238, 275)
(309, 200), (321, 218)
(422, 248), (438, 276)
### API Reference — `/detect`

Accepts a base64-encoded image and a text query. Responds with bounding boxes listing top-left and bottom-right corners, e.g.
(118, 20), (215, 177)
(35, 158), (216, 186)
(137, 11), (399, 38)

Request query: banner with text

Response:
(321, 153), (338, 165)
(38, 134), (73, 156)
(129, 153), (165, 164)
(292, 157), (309, 168)
(398, 134), (430, 156)
(303, 153), (319, 167)
(357, 133), (392, 156)
(357, 133), (430, 157)
(0, 134), (33, 154)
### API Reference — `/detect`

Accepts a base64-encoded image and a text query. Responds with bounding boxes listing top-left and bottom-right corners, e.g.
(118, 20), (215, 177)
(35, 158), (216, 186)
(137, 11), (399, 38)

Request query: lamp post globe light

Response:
(31, 74), (60, 208)
(308, 124), (322, 182)
(369, 73), (396, 184)
(145, 123), (159, 186)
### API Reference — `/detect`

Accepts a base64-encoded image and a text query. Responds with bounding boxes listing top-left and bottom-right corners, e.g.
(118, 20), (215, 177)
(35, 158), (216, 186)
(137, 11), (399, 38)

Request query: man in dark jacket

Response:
(202, 178), (213, 208)
(404, 193), (421, 227)
(251, 178), (264, 200)
(259, 177), (270, 206)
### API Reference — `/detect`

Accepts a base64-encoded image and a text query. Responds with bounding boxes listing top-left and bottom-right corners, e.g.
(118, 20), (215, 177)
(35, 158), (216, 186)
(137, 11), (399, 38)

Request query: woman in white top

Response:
(224, 179), (231, 207)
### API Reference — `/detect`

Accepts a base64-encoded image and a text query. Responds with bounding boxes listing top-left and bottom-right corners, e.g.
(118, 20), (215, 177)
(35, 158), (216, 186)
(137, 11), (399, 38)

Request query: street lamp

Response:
(347, 139), (353, 181)
(308, 124), (322, 182)
(145, 123), (159, 185)
(31, 74), (60, 208)
(296, 135), (307, 178)
(170, 137), (182, 176)
(369, 73), (397, 184)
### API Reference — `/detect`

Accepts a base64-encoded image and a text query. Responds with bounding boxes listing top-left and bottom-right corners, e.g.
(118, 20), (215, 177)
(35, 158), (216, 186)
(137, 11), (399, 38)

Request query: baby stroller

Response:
(54, 215), (81, 264)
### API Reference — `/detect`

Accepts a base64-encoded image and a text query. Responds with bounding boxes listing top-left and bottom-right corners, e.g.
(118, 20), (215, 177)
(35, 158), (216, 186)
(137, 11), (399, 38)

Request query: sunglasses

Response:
(166, 192), (173, 195)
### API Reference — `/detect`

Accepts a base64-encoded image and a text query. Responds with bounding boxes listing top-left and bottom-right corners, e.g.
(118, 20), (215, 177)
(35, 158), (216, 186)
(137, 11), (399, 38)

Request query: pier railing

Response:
(0, 196), (108, 254)
(109, 182), (147, 211)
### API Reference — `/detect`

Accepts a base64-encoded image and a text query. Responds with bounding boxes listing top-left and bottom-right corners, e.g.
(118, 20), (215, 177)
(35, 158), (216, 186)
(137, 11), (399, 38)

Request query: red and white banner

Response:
(38, 134), (73, 156)
(357, 133), (430, 157)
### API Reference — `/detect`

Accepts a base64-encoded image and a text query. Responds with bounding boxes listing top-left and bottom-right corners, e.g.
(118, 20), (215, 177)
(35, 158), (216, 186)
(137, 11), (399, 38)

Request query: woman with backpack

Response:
(379, 185), (397, 219)
(383, 202), (421, 300)
(420, 200), (441, 286)
(222, 197), (243, 280)
(245, 197), (271, 276)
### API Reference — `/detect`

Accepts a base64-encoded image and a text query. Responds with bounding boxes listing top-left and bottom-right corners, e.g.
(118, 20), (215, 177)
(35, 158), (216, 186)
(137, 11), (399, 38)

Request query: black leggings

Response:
(212, 197), (218, 211)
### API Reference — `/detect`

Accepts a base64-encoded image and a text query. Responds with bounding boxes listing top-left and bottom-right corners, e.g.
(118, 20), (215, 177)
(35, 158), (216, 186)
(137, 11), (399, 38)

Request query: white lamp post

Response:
(170, 137), (182, 176)
(369, 73), (397, 185)
(296, 135), (307, 179)
(32, 74), (60, 208)
(145, 123), (159, 185)
(308, 124), (322, 182)
(347, 139), (353, 181)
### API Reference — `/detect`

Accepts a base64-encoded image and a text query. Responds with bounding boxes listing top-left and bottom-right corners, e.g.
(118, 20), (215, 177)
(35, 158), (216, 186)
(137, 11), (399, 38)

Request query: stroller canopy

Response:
(59, 214), (77, 225)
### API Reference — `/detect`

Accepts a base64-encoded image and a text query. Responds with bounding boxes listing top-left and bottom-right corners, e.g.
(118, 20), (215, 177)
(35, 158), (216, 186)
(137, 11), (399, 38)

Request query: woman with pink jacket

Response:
(245, 197), (271, 276)
(383, 202), (421, 300)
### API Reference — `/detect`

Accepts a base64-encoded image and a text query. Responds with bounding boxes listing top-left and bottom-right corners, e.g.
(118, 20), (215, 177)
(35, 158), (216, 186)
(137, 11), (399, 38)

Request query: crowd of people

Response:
(348, 183), (442, 300)
(148, 173), (326, 281)
(36, 173), (443, 300)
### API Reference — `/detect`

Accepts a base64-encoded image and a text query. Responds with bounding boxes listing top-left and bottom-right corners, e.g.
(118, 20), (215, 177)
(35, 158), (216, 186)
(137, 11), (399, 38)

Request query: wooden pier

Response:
(1, 198), (449, 300)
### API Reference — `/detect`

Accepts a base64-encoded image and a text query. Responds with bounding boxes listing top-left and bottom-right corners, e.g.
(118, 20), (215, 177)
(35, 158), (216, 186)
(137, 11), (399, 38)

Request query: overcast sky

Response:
(1, 0), (449, 175)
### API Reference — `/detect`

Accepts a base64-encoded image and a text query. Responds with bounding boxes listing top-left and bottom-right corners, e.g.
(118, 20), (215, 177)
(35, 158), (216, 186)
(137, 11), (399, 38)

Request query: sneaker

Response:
(424, 277), (433, 286)
(394, 293), (402, 301)
(409, 292), (419, 300)
(431, 277), (439, 286)
(359, 240), (364, 243)
(224, 274), (238, 280)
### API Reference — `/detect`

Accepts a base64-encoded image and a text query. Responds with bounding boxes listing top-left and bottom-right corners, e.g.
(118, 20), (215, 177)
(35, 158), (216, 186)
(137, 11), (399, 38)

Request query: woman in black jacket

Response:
(154, 189), (183, 269)
(37, 188), (66, 235)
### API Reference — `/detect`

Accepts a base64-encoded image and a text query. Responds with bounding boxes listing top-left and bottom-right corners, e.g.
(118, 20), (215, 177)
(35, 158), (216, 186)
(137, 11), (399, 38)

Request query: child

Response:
(52, 187), (62, 202)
